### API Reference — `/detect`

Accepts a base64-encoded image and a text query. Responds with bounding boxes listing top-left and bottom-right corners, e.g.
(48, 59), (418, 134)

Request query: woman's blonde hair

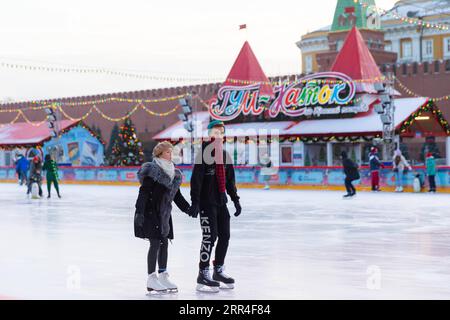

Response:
(152, 141), (173, 158)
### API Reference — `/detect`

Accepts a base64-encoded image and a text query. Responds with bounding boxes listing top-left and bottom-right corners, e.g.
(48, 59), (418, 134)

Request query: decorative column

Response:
(412, 35), (421, 62)
(327, 142), (333, 166)
(391, 39), (401, 62)
(447, 136), (450, 166)
(293, 140), (305, 166)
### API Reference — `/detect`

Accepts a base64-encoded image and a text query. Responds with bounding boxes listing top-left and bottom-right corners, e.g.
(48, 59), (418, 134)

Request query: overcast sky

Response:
(0, 0), (397, 101)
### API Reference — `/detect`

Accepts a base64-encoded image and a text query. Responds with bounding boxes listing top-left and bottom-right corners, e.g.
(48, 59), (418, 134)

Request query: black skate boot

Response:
(213, 265), (235, 289)
(196, 268), (220, 293)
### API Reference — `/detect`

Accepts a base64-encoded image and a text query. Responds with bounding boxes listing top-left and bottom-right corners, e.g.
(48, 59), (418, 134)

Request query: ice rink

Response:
(0, 182), (449, 300)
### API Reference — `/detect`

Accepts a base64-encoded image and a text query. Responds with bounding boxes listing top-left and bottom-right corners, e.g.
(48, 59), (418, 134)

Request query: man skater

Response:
(188, 120), (242, 293)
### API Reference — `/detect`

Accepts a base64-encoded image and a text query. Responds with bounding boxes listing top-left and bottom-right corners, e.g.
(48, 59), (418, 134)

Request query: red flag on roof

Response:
(239, 24), (247, 30)
(331, 26), (382, 82)
(223, 41), (274, 97)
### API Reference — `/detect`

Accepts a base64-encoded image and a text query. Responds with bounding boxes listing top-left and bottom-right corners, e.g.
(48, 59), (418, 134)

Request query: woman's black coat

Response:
(134, 162), (190, 240)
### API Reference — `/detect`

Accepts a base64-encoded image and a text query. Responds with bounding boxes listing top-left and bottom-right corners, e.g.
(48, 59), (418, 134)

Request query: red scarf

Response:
(213, 139), (226, 194)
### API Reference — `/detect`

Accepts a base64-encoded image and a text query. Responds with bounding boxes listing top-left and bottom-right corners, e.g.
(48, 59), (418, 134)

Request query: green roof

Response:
(331, 0), (380, 32)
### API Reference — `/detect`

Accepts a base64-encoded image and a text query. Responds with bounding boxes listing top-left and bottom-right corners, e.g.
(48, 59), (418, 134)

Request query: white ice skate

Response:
(196, 269), (220, 293)
(146, 272), (168, 294)
(158, 271), (178, 293)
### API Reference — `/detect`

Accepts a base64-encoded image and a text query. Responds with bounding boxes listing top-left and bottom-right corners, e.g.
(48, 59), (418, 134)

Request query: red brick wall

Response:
(384, 60), (450, 122)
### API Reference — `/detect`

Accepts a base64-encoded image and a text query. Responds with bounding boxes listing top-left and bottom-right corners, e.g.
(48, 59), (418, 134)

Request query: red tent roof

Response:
(0, 120), (78, 147)
(331, 27), (382, 82)
(223, 41), (274, 96)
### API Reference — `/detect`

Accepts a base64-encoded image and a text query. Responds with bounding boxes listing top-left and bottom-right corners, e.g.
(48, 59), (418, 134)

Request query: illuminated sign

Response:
(210, 72), (358, 121)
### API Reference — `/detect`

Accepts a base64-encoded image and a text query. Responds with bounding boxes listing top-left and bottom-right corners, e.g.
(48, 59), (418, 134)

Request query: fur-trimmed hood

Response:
(137, 161), (182, 198)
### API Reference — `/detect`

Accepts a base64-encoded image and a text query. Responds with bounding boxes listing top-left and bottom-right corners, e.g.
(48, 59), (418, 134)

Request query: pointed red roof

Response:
(223, 41), (274, 96)
(331, 27), (382, 82)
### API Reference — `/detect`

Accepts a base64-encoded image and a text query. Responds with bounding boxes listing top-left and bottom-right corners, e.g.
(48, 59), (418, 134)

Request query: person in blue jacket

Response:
(15, 154), (29, 186)
(426, 152), (437, 193)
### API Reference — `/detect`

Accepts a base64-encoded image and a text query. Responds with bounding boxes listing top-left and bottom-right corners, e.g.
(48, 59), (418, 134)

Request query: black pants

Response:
(199, 205), (230, 270)
(428, 175), (436, 191)
(147, 238), (168, 274)
(345, 177), (356, 195)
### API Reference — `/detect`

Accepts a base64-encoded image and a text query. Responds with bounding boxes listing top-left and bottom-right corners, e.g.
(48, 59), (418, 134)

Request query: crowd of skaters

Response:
(342, 146), (438, 197)
(14, 153), (61, 199)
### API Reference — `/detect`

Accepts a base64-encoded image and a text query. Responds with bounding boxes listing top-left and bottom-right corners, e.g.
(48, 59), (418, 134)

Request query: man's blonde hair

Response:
(152, 141), (173, 158)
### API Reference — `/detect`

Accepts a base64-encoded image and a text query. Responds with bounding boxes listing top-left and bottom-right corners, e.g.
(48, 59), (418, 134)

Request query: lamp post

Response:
(44, 104), (62, 160)
(374, 73), (396, 158)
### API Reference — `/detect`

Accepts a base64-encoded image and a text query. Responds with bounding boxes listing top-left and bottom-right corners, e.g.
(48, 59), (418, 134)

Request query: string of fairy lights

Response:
(354, 0), (450, 30)
(394, 76), (450, 102)
(0, 102), (181, 127)
(1, 74), (450, 129)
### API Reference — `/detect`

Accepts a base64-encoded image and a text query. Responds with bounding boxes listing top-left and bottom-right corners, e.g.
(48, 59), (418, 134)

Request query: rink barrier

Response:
(1, 165), (450, 193)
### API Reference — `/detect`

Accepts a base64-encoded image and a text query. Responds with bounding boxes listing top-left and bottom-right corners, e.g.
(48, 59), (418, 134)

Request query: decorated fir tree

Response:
(304, 150), (311, 167)
(109, 118), (144, 166)
(319, 146), (326, 165)
(350, 148), (357, 164)
(106, 123), (119, 160)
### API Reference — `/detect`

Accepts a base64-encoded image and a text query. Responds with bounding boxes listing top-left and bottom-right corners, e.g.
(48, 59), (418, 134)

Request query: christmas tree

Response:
(106, 123), (119, 161)
(109, 118), (144, 166)
(319, 145), (326, 165)
(304, 150), (311, 167)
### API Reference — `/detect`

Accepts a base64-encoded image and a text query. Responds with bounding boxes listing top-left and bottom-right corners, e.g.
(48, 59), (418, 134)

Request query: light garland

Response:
(0, 61), (222, 83)
(0, 93), (190, 112)
(226, 76), (386, 86)
(0, 110), (47, 128)
(57, 103), (179, 123)
(399, 101), (450, 134)
(0, 111), (22, 128)
(394, 76), (450, 102)
(354, 0), (450, 31)
(0, 56), (388, 88)
(57, 106), (95, 122)
(0, 94), (186, 116)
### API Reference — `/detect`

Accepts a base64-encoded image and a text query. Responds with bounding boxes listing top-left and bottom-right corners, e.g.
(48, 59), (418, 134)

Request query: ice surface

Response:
(0, 183), (449, 300)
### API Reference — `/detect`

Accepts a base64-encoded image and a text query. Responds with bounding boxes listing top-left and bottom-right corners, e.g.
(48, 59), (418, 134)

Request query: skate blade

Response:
(219, 283), (234, 290)
(166, 288), (178, 293)
(147, 288), (168, 295)
(196, 284), (220, 293)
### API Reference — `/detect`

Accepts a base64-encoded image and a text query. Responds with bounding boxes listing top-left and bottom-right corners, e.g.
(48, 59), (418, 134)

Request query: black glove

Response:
(188, 203), (200, 218)
(134, 214), (145, 228)
(233, 200), (242, 217)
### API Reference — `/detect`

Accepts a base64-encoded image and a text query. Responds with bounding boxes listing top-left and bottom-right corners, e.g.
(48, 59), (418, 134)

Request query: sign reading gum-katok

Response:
(210, 72), (357, 121)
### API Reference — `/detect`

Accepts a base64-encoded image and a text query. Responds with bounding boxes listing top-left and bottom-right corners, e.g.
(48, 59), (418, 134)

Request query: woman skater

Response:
(134, 141), (191, 294)
(43, 154), (61, 198)
(392, 149), (412, 192)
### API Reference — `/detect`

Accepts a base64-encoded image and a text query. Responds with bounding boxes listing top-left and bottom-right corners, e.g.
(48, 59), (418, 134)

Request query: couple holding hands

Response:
(134, 120), (242, 294)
